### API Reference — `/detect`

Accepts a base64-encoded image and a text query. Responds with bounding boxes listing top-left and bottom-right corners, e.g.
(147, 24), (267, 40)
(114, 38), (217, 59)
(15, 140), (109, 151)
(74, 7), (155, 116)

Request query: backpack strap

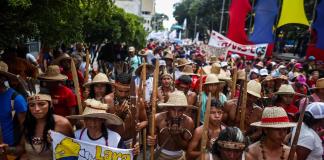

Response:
(11, 91), (18, 118)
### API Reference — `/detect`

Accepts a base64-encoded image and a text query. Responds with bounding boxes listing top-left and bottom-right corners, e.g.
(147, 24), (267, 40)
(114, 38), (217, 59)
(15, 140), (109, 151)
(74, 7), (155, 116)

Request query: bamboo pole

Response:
(288, 96), (308, 160)
(197, 68), (203, 127)
(71, 59), (83, 114)
(231, 66), (238, 99)
(200, 92), (212, 160)
(239, 69), (248, 131)
(141, 59), (147, 160)
(84, 49), (90, 83)
(150, 60), (159, 160)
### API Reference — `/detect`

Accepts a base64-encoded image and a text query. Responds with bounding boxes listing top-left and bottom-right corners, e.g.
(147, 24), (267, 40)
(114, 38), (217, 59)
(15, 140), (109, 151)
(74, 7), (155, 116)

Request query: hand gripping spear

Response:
(150, 59), (159, 160)
(200, 92), (212, 160)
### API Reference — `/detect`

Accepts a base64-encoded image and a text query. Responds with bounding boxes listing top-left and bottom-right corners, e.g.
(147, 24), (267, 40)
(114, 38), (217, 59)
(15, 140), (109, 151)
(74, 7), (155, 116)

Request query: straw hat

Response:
(204, 74), (225, 85)
(261, 75), (274, 83)
(251, 107), (296, 128)
(218, 71), (232, 84)
(163, 53), (174, 61)
(311, 78), (324, 90)
(38, 65), (67, 81)
(274, 84), (296, 95)
(138, 49), (149, 56)
(247, 80), (262, 98)
(181, 65), (198, 76)
(67, 99), (123, 125)
(28, 94), (52, 103)
(0, 61), (17, 80)
(158, 91), (196, 109)
(176, 58), (192, 67)
(135, 63), (155, 76)
(51, 53), (71, 65)
(202, 63), (221, 75)
(84, 73), (111, 87)
(209, 55), (218, 64)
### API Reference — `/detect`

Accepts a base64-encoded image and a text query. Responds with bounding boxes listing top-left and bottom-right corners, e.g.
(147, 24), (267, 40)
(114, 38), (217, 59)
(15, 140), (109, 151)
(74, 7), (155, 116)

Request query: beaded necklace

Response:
(260, 140), (285, 160)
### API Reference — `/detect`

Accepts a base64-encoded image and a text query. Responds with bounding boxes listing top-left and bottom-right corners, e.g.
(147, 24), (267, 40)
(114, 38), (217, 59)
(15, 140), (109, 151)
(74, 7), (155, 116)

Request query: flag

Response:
(277, 0), (309, 27)
(249, 0), (278, 43)
(182, 18), (187, 30)
(313, 0), (324, 49)
(227, 0), (252, 44)
(51, 131), (133, 160)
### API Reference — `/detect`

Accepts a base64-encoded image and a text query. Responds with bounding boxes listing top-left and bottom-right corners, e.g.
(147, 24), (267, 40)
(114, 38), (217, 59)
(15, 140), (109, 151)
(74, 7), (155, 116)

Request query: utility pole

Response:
(219, 0), (226, 33)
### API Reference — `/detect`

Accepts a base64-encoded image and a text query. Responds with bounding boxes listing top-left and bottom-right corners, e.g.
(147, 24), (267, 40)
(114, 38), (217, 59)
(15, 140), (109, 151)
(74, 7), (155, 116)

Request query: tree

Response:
(151, 13), (169, 31)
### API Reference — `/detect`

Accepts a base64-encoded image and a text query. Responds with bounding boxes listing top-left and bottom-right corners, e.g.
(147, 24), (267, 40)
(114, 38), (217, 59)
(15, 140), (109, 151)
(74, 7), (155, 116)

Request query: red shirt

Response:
(276, 103), (299, 122)
(51, 85), (77, 117)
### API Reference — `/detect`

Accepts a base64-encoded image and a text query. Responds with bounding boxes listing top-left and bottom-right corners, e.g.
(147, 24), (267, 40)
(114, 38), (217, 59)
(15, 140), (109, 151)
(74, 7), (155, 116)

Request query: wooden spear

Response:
(141, 59), (147, 160)
(150, 60), (159, 160)
(84, 49), (90, 83)
(288, 96), (308, 160)
(196, 68), (203, 127)
(231, 66), (238, 99)
(200, 92), (212, 160)
(71, 59), (83, 114)
(239, 69), (248, 131)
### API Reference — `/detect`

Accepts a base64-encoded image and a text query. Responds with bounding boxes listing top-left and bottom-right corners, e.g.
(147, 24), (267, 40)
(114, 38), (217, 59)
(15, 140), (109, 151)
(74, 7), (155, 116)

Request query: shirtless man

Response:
(176, 75), (197, 119)
(107, 73), (148, 148)
(245, 107), (296, 160)
(186, 99), (226, 159)
(223, 80), (263, 143)
(158, 72), (174, 103)
(147, 91), (195, 160)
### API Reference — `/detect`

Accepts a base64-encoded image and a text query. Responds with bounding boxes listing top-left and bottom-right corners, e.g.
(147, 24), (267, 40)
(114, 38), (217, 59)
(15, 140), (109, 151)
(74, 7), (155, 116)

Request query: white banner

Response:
(208, 31), (268, 58)
(51, 131), (133, 160)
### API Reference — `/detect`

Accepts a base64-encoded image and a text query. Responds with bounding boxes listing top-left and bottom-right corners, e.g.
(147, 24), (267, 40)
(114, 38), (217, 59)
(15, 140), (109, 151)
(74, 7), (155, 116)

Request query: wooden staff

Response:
(288, 96), (308, 160)
(150, 60), (159, 160)
(141, 59), (147, 160)
(84, 49), (90, 83)
(239, 69), (248, 131)
(200, 92), (212, 160)
(71, 59), (83, 114)
(196, 68), (203, 127)
(231, 67), (238, 99)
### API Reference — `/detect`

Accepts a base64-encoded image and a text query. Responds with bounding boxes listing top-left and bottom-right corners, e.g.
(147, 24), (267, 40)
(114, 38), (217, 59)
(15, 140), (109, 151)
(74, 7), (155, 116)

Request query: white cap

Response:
(251, 68), (259, 75)
(260, 69), (269, 76)
(159, 60), (166, 66)
(306, 102), (324, 119)
(220, 62), (228, 67)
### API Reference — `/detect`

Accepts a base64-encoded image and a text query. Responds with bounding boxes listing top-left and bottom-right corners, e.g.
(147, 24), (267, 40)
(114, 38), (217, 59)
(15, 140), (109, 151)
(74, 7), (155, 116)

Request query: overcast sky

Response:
(155, 0), (181, 30)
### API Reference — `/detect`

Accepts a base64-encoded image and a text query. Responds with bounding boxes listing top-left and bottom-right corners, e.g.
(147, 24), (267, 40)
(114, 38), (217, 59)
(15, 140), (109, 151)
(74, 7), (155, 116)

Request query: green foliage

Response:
(151, 13), (169, 31)
(0, 0), (146, 49)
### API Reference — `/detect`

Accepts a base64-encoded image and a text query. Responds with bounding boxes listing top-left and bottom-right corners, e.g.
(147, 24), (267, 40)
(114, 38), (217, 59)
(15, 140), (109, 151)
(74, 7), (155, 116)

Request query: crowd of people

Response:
(0, 41), (323, 160)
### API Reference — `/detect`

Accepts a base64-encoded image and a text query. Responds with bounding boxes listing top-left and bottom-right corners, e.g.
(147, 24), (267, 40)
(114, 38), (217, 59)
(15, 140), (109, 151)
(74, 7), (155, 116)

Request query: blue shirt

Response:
(0, 88), (27, 146)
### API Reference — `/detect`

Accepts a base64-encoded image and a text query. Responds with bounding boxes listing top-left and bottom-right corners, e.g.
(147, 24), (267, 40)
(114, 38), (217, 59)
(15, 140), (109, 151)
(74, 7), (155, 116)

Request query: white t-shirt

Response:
(291, 123), (323, 160)
(75, 128), (122, 148)
(135, 76), (153, 102)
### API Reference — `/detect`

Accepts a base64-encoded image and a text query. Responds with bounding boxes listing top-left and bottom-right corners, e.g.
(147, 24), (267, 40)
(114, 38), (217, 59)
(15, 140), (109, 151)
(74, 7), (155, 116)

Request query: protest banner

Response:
(208, 30), (268, 58)
(51, 131), (133, 160)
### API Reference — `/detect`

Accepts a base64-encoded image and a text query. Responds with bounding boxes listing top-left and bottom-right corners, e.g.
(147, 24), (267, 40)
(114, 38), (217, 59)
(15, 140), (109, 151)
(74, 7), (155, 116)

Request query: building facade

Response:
(115, 0), (155, 31)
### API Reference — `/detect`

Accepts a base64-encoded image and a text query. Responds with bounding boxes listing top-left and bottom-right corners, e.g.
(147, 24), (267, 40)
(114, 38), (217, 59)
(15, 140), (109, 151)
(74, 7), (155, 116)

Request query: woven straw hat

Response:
(84, 73), (111, 87)
(51, 53), (71, 65)
(218, 71), (232, 84)
(251, 107), (296, 128)
(181, 65), (198, 76)
(274, 84), (296, 95)
(261, 75), (274, 83)
(67, 99), (123, 125)
(247, 80), (261, 98)
(202, 63), (221, 75)
(158, 91), (196, 109)
(209, 55), (218, 64)
(311, 78), (324, 90)
(135, 63), (155, 76)
(204, 74), (225, 85)
(38, 65), (67, 81)
(163, 53), (174, 61)
(176, 58), (192, 67)
(237, 69), (246, 80)
(0, 61), (17, 80)
(138, 49), (149, 56)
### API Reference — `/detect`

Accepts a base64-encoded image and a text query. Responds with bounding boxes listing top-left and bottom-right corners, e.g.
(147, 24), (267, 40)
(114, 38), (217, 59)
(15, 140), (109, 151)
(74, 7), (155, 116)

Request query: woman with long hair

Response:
(84, 73), (113, 104)
(0, 90), (73, 159)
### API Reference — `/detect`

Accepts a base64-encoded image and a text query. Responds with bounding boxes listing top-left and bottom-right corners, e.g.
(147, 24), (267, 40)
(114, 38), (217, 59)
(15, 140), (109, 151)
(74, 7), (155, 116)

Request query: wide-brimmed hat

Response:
(218, 72), (232, 86)
(261, 75), (274, 83)
(163, 53), (174, 61)
(311, 78), (324, 90)
(38, 65), (67, 81)
(51, 53), (71, 65)
(67, 99), (123, 125)
(208, 55), (218, 64)
(128, 46), (135, 52)
(0, 61), (17, 80)
(202, 63), (221, 75)
(84, 73), (111, 87)
(256, 61), (264, 68)
(274, 84), (296, 95)
(138, 49), (149, 56)
(181, 65), (198, 76)
(135, 63), (155, 76)
(247, 80), (262, 98)
(158, 91), (196, 109)
(176, 58), (192, 67)
(251, 107), (296, 128)
(204, 74), (225, 85)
